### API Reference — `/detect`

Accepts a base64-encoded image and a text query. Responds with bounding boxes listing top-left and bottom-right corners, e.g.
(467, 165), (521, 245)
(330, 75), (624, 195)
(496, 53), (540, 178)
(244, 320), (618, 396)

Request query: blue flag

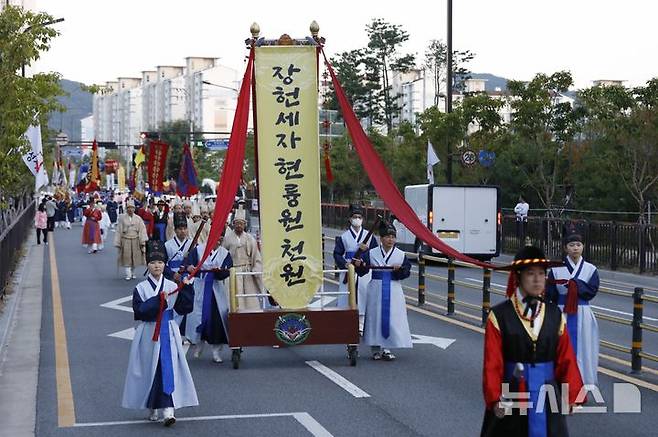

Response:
(176, 143), (199, 197)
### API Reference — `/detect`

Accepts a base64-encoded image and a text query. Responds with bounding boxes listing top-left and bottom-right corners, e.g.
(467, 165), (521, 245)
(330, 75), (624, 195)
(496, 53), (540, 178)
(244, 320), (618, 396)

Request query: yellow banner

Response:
(255, 46), (322, 309)
(117, 165), (126, 190)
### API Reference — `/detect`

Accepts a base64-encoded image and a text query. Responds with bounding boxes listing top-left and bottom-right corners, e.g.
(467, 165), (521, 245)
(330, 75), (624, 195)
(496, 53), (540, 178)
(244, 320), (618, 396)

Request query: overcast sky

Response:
(32, 0), (657, 90)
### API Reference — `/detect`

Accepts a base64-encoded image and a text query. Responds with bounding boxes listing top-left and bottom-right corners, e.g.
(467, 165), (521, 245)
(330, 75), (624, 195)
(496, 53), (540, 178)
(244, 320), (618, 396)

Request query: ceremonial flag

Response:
(84, 140), (101, 192)
(117, 165), (126, 190)
(61, 156), (68, 187)
(147, 140), (168, 194)
(134, 145), (146, 167)
(68, 161), (76, 189)
(427, 140), (440, 184)
(176, 143), (199, 196)
(323, 143), (334, 183)
(52, 159), (60, 186)
(22, 124), (49, 191)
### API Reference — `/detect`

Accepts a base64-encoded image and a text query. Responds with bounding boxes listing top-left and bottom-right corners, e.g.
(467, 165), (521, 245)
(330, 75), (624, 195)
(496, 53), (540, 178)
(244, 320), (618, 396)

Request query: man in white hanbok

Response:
(187, 239), (233, 362)
(333, 204), (378, 332)
(354, 220), (412, 361)
(546, 231), (600, 386)
(122, 240), (197, 426)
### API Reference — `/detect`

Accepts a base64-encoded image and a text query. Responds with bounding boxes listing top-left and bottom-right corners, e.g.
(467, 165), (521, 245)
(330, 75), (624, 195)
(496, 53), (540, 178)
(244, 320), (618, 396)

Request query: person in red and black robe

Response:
(82, 201), (103, 254)
(481, 246), (584, 437)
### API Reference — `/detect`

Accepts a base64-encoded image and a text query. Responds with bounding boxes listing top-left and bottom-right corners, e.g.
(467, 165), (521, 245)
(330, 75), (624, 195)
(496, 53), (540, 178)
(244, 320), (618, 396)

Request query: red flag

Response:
(320, 47), (493, 269)
(83, 140), (100, 193)
(147, 140), (169, 194)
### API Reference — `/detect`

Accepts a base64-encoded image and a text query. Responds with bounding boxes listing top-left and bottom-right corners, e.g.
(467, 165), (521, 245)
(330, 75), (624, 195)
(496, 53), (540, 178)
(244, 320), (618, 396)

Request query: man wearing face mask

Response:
(333, 204), (378, 333)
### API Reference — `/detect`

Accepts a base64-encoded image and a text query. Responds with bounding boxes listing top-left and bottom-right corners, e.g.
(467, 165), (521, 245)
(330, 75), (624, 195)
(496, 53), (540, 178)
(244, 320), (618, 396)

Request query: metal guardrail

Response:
(320, 203), (658, 274)
(0, 195), (36, 299)
(321, 233), (658, 374)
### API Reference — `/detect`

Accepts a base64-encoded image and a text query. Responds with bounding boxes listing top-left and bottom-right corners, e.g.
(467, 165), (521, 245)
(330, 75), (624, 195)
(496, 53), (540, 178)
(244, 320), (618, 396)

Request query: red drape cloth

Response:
(320, 47), (493, 269)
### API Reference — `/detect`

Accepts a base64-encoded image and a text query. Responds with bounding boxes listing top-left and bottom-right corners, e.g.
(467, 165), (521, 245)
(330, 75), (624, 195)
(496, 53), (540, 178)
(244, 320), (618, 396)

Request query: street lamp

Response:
(202, 80), (239, 93)
(21, 17), (65, 77)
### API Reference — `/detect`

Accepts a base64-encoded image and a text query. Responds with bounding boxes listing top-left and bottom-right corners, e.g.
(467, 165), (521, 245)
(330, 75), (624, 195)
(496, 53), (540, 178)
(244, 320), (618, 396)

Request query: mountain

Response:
(47, 79), (93, 142)
(469, 73), (509, 93)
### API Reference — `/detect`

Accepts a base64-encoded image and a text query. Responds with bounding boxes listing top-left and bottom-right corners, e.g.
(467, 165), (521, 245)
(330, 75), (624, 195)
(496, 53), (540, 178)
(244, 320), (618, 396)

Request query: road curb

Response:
(0, 233), (44, 437)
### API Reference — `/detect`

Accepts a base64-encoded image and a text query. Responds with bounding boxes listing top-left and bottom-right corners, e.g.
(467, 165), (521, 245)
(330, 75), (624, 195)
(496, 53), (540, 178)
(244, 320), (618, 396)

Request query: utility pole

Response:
(446, 0), (453, 184)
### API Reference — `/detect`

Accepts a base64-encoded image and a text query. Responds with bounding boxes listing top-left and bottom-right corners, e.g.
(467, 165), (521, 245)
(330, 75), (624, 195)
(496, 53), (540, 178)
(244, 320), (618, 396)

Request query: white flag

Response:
(69, 163), (76, 189)
(22, 125), (49, 191)
(427, 140), (440, 184)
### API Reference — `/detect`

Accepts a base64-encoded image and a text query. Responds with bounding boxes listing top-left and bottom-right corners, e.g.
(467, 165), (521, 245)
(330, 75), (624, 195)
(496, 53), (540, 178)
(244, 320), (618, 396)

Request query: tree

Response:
(424, 39), (475, 106)
(579, 80), (658, 221)
(325, 49), (375, 121)
(0, 6), (64, 196)
(364, 18), (416, 131)
(504, 71), (583, 215)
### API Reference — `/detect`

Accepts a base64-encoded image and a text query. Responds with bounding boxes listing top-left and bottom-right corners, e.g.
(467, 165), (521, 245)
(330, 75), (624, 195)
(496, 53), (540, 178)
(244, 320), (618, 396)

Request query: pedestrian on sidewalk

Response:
(353, 219), (412, 361)
(514, 196), (529, 241)
(333, 203), (378, 332)
(481, 246), (584, 437)
(34, 203), (48, 245)
(115, 199), (149, 280)
(188, 236), (233, 363)
(546, 230), (600, 386)
(121, 240), (198, 426)
(44, 195), (56, 233)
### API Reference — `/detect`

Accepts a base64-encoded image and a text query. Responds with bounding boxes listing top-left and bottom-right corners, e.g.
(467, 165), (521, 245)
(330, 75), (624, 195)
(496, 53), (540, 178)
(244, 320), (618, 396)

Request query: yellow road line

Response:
(598, 367), (658, 392)
(599, 353), (658, 377)
(49, 236), (76, 427)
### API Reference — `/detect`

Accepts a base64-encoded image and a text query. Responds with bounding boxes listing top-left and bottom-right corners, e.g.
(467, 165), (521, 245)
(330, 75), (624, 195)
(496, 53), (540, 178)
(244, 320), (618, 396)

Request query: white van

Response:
(395, 184), (501, 260)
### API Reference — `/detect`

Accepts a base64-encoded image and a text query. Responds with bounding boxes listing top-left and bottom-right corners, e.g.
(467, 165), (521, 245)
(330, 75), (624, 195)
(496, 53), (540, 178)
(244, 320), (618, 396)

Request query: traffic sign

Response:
(56, 132), (69, 146)
(204, 139), (229, 150)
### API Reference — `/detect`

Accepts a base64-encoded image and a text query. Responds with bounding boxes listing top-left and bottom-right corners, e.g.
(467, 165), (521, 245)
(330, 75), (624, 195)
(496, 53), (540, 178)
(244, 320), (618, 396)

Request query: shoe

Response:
(192, 343), (205, 359)
(131, 274), (136, 279)
(382, 349), (396, 361)
(212, 345), (223, 363)
(125, 276), (131, 281)
(148, 409), (158, 421)
(45, 241), (48, 245)
(372, 352), (382, 361)
(162, 408), (175, 427)
(88, 249), (93, 254)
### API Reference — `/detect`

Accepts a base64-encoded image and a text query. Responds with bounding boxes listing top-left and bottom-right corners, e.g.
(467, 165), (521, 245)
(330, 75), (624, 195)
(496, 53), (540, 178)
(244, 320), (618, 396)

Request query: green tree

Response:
(503, 71), (583, 214)
(364, 18), (416, 131)
(579, 80), (658, 221)
(0, 6), (64, 196)
(424, 39), (475, 106)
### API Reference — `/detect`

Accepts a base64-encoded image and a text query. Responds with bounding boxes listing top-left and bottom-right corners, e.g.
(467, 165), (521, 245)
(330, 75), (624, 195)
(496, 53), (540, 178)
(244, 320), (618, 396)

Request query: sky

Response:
(31, 0), (658, 90)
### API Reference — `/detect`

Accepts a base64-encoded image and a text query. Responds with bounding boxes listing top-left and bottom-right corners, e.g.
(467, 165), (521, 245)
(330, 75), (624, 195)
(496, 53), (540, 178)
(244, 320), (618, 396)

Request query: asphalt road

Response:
(34, 224), (658, 436)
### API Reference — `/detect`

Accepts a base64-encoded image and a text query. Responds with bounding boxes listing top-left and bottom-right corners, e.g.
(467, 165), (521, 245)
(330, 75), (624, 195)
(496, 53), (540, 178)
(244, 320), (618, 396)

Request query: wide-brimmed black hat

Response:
(349, 203), (364, 217)
(496, 246), (564, 272)
(173, 212), (187, 229)
(378, 219), (397, 238)
(146, 240), (167, 263)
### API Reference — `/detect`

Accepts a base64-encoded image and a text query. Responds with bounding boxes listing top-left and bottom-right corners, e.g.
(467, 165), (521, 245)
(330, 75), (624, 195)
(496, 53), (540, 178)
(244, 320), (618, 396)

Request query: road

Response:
(25, 224), (658, 436)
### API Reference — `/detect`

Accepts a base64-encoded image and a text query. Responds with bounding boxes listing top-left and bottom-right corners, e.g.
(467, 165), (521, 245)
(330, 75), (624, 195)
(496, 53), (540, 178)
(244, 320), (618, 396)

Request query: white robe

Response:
(334, 227), (377, 313)
(362, 246), (413, 349)
(548, 257), (600, 386)
(187, 245), (232, 345)
(121, 274), (198, 410)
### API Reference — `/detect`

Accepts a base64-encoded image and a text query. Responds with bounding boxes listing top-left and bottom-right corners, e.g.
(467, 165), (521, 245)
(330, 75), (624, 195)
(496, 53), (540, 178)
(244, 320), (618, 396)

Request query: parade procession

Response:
(2, 2), (658, 437)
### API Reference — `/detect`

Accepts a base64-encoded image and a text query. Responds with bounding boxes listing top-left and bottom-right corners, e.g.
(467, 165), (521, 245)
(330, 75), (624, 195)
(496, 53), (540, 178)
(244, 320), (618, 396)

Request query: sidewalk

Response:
(0, 234), (44, 437)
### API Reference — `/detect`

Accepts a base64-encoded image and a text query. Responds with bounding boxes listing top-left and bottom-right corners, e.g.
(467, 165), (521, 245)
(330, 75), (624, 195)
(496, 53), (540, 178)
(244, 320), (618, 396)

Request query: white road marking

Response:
(411, 334), (455, 349)
(74, 412), (334, 436)
(108, 327), (135, 340)
(100, 295), (133, 313)
(465, 277), (506, 288)
(591, 305), (658, 322)
(308, 296), (337, 308)
(305, 360), (370, 398)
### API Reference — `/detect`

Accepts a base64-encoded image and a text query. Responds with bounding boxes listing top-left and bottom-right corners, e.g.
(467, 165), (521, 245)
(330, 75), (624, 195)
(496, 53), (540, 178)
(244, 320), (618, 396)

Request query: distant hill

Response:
(469, 73), (509, 92)
(47, 79), (93, 142)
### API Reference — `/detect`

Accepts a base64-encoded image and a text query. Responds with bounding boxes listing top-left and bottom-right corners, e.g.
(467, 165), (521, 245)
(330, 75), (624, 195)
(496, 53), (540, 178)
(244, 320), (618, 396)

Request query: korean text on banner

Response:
(255, 46), (322, 309)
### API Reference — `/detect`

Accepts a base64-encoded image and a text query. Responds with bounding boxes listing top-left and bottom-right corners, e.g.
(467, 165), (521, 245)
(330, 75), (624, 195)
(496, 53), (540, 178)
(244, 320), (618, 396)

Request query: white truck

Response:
(395, 184), (501, 261)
